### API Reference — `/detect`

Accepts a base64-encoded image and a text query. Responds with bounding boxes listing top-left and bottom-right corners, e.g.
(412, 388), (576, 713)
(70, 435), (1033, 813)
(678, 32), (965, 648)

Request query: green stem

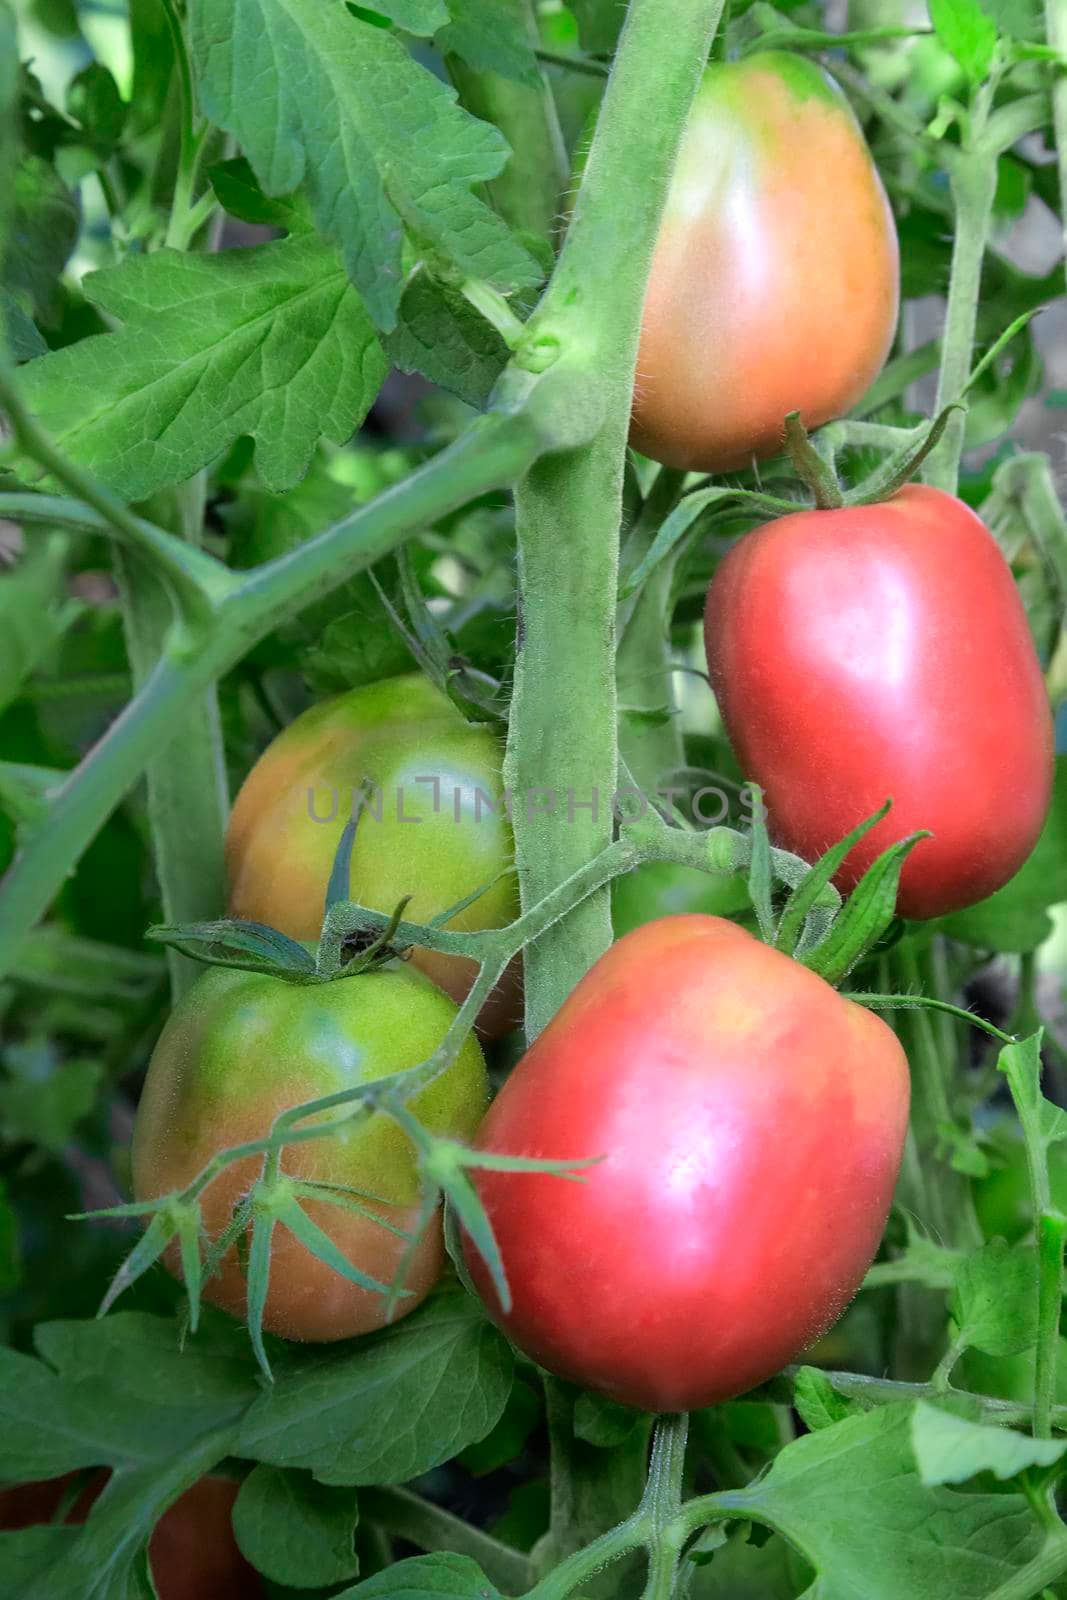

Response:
(506, 0), (725, 1038)
(360, 1488), (533, 1596)
(924, 143), (997, 491)
(462, 278), (528, 348)
(535, 47), (611, 78)
(639, 1414), (688, 1600)
(617, 469), (688, 796)
(1048, 0), (1067, 287)
(981, 1532), (1067, 1600)
(0, 408), (552, 980)
(113, 546), (228, 1002)
(448, 0), (569, 242)
(1035, 1213), (1067, 1439)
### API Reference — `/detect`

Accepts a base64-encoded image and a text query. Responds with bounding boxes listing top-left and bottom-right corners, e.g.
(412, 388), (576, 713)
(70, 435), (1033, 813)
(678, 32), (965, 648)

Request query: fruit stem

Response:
(783, 411), (844, 510)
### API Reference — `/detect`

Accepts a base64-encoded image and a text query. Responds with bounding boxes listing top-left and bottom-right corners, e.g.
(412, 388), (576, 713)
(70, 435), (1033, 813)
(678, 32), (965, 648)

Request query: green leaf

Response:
(792, 1367), (856, 1432)
(952, 1240), (1038, 1358)
(233, 1464), (359, 1587)
(0, 535), (81, 716)
(208, 156), (313, 231)
(0, 1179), (20, 1293)
(944, 758), (1067, 952)
(66, 62), (127, 152)
(236, 1288), (513, 1484)
(911, 1401), (1066, 1486)
(691, 1527), (808, 1599)
(863, 1223), (962, 1292)
(335, 1552), (501, 1598)
(374, 0), (448, 29)
(573, 1390), (643, 1448)
(17, 237), (387, 499)
(569, 0), (623, 53)
(437, 0), (540, 85)
(999, 1032), (1067, 1151)
(187, 0), (541, 330)
(383, 268), (510, 409)
(1, 287), (45, 358)
(724, 1404), (1042, 1598)
(0, 1045), (101, 1151)
(929, 0), (998, 81)
(34, 1311), (261, 1409)
(7, 156), (79, 326)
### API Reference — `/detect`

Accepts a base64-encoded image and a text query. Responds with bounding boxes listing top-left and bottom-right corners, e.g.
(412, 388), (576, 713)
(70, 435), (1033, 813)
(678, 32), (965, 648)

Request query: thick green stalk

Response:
(923, 71), (998, 492)
(505, 0), (723, 1037)
(616, 469), (687, 795)
(113, 545), (228, 1002)
(448, 0), (568, 242)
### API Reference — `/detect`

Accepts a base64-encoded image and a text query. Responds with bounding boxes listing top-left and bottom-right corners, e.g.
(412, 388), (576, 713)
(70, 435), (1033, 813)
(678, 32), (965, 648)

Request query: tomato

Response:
(611, 859), (749, 938)
(705, 485), (1054, 919)
(631, 52), (898, 472)
(226, 675), (519, 1036)
(132, 962), (487, 1341)
(464, 915), (909, 1413)
(0, 1474), (262, 1599)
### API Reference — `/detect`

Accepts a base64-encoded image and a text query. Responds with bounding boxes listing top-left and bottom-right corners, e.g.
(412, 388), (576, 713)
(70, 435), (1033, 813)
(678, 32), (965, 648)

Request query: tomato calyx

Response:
(744, 788), (927, 984)
(783, 403), (964, 514)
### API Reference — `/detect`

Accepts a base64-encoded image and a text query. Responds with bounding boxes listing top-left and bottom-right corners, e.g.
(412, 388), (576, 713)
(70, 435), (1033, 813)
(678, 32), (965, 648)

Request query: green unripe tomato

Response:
(226, 675), (519, 1035)
(132, 962), (488, 1342)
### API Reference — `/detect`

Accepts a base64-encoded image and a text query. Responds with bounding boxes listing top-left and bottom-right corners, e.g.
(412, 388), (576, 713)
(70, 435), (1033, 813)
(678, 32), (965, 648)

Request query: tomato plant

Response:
(132, 961), (487, 1340)
(464, 914), (910, 1412)
(631, 51), (899, 471)
(705, 485), (1055, 917)
(2, 0), (1067, 1596)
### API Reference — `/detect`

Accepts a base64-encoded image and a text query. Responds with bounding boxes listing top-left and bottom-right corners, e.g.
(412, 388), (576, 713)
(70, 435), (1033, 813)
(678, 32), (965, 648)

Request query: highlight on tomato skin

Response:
(704, 484), (1055, 920)
(630, 51), (899, 473)
(131, 962), (488, 1343)
(462, 914), (910, 1415)
(225, 673), (521, 1038)
(0, 1475), (264, 1600)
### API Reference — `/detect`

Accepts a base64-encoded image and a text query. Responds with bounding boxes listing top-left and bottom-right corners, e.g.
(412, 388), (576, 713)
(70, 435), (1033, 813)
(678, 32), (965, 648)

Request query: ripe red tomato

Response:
(464, 915), (909, 1413)
(0, 1475), (262, 1599)
(704, 484), (1054, 918)
(226, 675), (519, 1036)
(631, 52), (898, 472)
(133, 963), (487, 1341)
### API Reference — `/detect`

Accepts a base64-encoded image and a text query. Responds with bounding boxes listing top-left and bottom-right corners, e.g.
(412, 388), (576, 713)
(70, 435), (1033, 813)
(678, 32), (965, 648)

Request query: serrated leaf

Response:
(911, 1401), (1065, 1486)
(722, 1404), (1042, 1598)
(236, 1287), (513, 1484)
(233, 1464), (359, 1587)
(952, 1240), (1038, 1358)
(929, 0), (998, 81)
(17, 236), (387, 500)
(188, 0), (541, 330)
(35, 1311), (260, 1409)
(384, 269), (509, 408)
(792, 1367), (856, 1432)
(437, 0), (540, 85)
(336, 1551), (501, 1598)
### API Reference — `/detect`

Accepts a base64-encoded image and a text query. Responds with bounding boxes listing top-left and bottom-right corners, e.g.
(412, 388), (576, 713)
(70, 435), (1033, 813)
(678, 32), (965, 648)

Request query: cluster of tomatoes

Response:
(128, 52), (1052, 1429)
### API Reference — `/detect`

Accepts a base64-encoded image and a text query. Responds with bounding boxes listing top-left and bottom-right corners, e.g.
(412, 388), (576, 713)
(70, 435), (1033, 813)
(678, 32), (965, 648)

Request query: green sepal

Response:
(745, 784), (775, 941)
(147, 918), (317, 980)
(803, 831), (929, 986)
(272, 1190), (402, 1299)
(774, 801), (892, 957)
(851, 404), (965, 506)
